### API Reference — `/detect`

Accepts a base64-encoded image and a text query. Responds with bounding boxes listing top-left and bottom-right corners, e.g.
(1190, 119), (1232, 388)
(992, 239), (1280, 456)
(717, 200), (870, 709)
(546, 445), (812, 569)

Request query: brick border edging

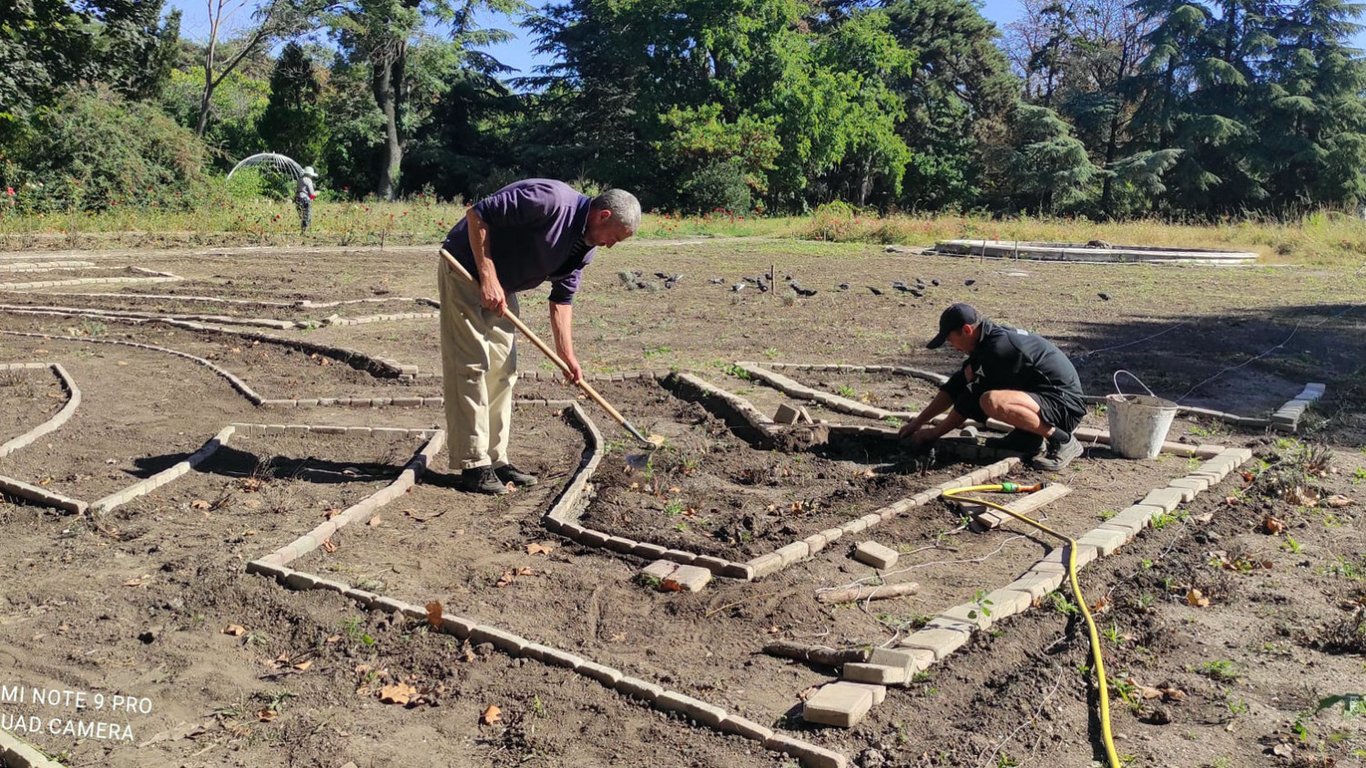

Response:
(0, 473), (88, 514)
(0, 302), (300, 331)
(0, 727), (64, 768)
(323, 310), (441, 327)
(0, 362), (80, 458)
(1269, 383), (1326, 432)
(745, 458), (1022, 581)
(251, 429), (446, 568)
(0, 270), (182, 291)
(0, 331), (267, 405)
(89, 425), (236, 515)
(836, 445), (1255, 699)
(0, 260), (98, 271)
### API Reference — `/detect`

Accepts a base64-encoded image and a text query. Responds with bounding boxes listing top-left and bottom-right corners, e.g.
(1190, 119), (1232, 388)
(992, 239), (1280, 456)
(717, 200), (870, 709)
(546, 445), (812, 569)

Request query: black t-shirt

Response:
(941, 319), (1085, 413)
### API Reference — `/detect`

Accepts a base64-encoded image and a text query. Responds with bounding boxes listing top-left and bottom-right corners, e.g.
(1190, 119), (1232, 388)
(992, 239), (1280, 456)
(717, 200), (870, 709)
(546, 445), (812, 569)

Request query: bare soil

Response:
(1, 240), (1363, 768)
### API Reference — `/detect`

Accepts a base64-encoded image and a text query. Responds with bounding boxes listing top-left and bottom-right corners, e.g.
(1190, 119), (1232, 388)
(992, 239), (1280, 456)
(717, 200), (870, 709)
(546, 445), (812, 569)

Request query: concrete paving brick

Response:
(982, 587), (1033, 619)
(1039, 543), (1099, 568)
(1194, 444), (1225, 458)
(1140, 488), (1185, 513)
(576, 660), (623, 687)
(842, 682), (887, 705)
(926, 616), (977, 633)
(867, 647), (918, 672)
(774, 403), (802, 424)
(938, 601), (994, 630)
(840, 516), (870, 535)
(749, 553), (784, 579)
(373, 597), (408, 615)
(630, 541), (668, 560)
(1165, 483), (1198, 503)
(343, 588), (376, 607)
(776, 541), (811, 566)
(1076, 527), (1129, 556)
(721, 562), (756, 580)
(661, 548), (698, 564)
(1097, 521), (1141, 542)
(440, 616), (476, 638)
(655, 691), (727, 727)
(539, 647), (584, 670)
(842, 663), (906, 685)
(899, 627), (970, 660)
(642, 560), (678, 582)
(663, 564), (713, 592)
(853, 541), (899, 569)
(1028, 559), (1068, 575)
(605, 536), (638, 553)
(766, 734), (849, 768)
(576, 529), (610, 547)
(1224, 447), (1253, 463)
(1111, 504), (1161, 529)
(693, 554), (731, 573)
(718, 714), (773, 742)
(819, 527), (844, 546)
(1173, 475), (1210, 492)
(614, 676), (663, 702)
(469, 625), (527, 654)
(802, 532), (830, 554)
(803, 682), (875, 727)
(520, 642), (551, 662)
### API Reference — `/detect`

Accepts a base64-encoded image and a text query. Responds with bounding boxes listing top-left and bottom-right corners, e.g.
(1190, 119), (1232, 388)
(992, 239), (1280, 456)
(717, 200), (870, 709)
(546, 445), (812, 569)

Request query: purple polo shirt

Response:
(442, 179), (597, 305)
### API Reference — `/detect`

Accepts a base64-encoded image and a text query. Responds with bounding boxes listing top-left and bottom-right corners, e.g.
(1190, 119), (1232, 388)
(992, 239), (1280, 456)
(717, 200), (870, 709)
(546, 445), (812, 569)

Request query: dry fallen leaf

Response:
(123, 575), (151, 587)
(293, 659), (312, 671)
(425, 601), (443, 629)
(379, 682), (417, 706)
(480, 704), (502, 725)
(1090, 595), (1112, 614)
(325, 634), (341, 644)
(256, 708), (277, 722)
(367, 515), (383, 527)
(190, 499), (211, 510)
(1263, 515), (1286, 535)
(322, 537), (338, 553)
(1186, 588), (1210, 608)
(323, 508), (341, 520)
(403, 507), (445, 522)
(223, 624), (247, 637)
(1325, 494), (1355, 508)
(525, 542), (556, 556)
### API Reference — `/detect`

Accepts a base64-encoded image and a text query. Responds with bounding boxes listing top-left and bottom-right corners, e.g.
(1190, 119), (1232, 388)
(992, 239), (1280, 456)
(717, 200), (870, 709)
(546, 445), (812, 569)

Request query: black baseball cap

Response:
(927, 303), (979, 349)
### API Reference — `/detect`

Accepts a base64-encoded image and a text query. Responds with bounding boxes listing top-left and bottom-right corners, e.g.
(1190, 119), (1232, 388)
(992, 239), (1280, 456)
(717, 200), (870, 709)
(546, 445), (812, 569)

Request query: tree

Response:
(329, 0), (524, 199)
(257, 41), (328, 167)
(196, 0), (328, 137)
(1000, 103), (1100, 213)
(1262, 0), (1366, 207)
(884, 0), (1018, 210)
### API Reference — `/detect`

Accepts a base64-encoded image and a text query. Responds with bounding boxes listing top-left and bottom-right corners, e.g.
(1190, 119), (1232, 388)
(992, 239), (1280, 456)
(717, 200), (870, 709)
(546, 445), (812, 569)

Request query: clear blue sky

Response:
(165, 0), (1366, 79)
(165, 0), (1025, 78)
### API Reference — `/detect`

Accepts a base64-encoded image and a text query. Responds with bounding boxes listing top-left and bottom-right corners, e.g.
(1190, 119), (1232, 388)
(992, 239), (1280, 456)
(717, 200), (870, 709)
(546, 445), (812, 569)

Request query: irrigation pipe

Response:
(941, 481), (1121, 768)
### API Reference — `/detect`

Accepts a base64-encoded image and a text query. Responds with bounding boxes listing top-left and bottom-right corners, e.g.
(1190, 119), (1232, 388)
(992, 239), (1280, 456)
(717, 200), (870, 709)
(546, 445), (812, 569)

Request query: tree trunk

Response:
(196, 29), (217, 137)
(372, 52), (404, 201)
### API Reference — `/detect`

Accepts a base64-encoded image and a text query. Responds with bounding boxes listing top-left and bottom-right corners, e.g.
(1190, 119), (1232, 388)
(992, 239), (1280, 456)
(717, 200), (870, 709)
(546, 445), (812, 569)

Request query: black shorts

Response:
(952, 390), (1084, 433)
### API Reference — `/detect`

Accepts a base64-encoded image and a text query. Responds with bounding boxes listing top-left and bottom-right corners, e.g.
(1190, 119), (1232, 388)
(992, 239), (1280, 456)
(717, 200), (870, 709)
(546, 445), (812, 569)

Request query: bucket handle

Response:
(1113, 369), (1157, 400)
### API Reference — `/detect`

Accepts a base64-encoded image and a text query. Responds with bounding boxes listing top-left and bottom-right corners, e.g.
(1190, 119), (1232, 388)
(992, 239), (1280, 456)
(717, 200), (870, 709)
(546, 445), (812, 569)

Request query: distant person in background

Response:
(438, 180), (641, 494)
(295, 166), (318, 233)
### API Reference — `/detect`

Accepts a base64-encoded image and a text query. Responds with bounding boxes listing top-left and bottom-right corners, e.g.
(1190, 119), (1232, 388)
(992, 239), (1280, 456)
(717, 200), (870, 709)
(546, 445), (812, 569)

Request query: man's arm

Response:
(465, 208), (506, 315)
(898, 387), (970, 443)
(549, 302), (582, 383)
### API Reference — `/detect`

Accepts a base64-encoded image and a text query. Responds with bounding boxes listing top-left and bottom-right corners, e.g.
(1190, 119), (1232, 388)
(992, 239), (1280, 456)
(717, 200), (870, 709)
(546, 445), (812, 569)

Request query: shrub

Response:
(676, 158), (752, 215)
(5, 87), (210, 212)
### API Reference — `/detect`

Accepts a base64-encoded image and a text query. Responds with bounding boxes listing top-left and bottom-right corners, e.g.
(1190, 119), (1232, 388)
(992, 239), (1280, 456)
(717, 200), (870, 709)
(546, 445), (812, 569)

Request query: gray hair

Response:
(590, 189), (641, 233)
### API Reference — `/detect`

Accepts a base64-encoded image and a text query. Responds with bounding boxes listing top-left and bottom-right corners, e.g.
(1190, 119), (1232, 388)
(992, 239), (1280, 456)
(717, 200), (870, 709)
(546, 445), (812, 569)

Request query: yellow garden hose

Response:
(942, 482), (1121, 768)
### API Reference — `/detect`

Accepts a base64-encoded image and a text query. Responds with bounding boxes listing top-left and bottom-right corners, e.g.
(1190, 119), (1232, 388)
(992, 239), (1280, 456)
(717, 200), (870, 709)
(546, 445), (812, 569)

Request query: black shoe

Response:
(494, 464), (538, 487)
(986, 429), (1046, 456)
(459, 466), (509, 495)
(1034, 434), (1083, 471)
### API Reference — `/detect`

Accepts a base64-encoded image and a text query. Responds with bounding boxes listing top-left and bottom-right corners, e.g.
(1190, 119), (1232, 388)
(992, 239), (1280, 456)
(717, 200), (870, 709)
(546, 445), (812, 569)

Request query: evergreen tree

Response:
(257, 42), (328, 170)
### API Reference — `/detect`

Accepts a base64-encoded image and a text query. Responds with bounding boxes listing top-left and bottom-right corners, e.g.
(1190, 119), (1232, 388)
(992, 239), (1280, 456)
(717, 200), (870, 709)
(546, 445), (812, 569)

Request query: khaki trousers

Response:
(438, 259), (519, 470)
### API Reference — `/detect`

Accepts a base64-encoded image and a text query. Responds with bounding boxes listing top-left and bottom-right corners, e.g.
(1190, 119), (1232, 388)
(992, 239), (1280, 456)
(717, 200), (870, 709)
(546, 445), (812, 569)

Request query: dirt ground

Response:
(1, 240), (1363, 768)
